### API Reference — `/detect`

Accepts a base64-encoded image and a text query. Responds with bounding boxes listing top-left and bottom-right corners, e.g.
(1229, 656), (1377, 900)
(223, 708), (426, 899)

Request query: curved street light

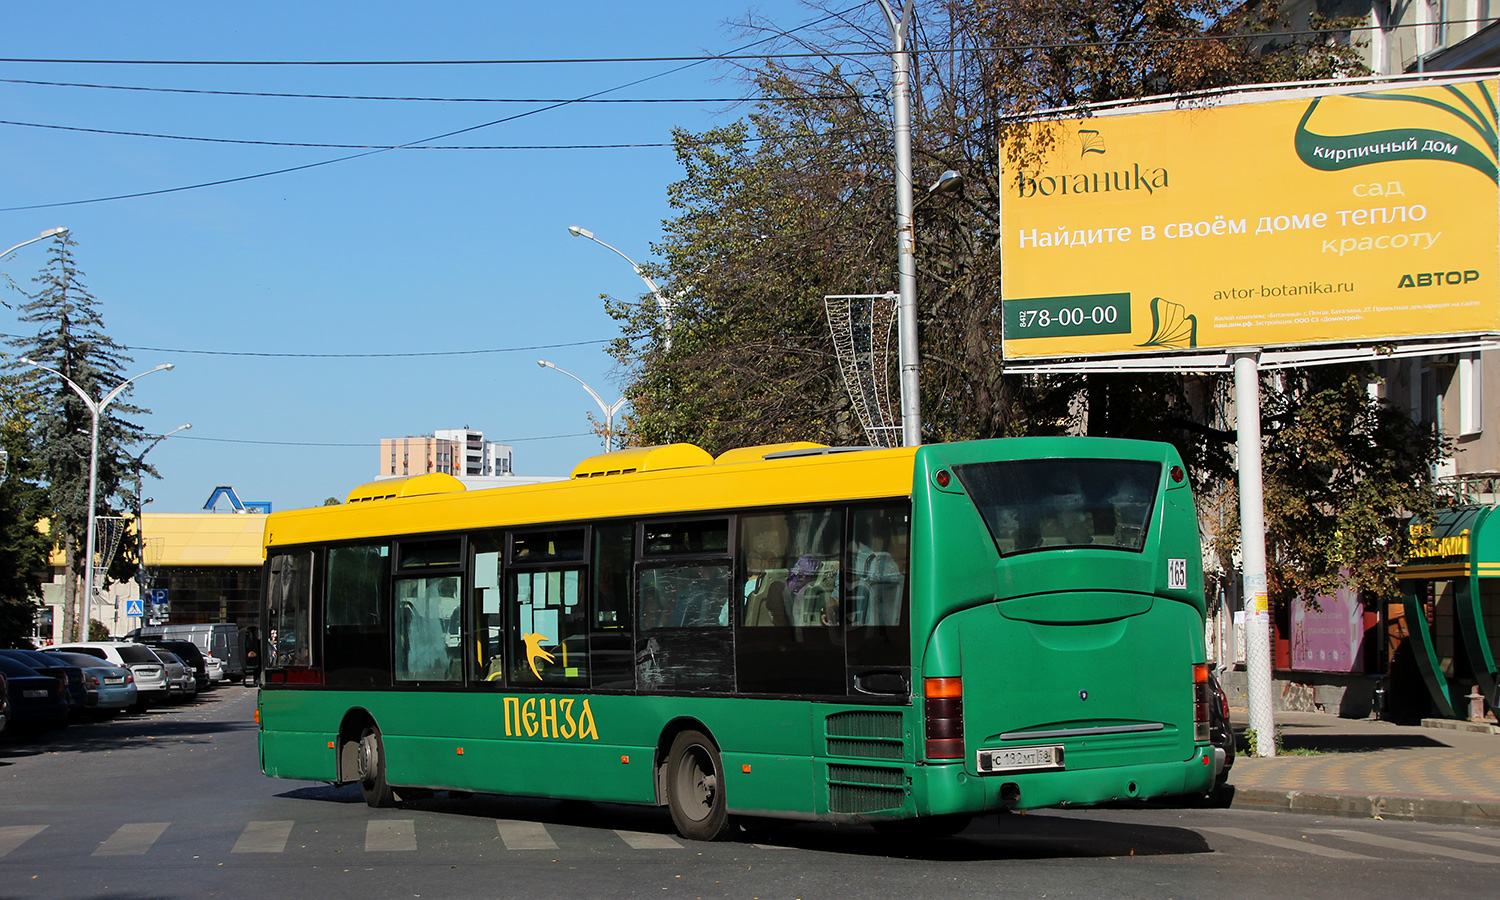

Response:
(131, 424), (191, 623)
(567, 225), (676, 349)
(1, 226), (68, 260)
(537, 360), (628, 452)
(18, 357), (175, 640)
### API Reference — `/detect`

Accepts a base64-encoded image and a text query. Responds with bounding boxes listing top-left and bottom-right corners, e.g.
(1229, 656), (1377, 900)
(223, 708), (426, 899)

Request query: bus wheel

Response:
(665, 729), (730, 841)
(356, 725), (397, 808)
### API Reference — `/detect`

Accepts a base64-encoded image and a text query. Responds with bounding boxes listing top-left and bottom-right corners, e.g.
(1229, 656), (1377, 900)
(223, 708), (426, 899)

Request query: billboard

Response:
(1000, 77), (1500, 360)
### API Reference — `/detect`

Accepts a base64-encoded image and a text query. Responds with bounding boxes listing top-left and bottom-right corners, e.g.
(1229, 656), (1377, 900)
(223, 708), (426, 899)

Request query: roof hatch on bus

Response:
(570, 443), (714, 479)
(345, 472), (466, 504)
(713, 442), (828, 465)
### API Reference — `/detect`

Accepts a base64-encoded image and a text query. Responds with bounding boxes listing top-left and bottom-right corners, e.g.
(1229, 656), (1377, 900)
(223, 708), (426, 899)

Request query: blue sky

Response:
(0, 0), (831, 513)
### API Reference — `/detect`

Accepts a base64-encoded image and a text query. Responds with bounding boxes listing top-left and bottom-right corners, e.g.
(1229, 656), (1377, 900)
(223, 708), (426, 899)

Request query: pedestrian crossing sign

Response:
(126, 599), (144, 617)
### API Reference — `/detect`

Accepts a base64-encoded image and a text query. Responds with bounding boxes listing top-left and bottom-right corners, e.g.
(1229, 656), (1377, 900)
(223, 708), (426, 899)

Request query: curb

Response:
(1230, 787), (1500, 827)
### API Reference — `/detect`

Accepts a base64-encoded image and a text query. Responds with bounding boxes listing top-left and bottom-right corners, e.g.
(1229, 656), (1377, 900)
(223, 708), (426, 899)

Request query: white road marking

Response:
(94, 823), (169, 856)
(365, 819), (417, 852)
(1200, 826), (1373, 859)
(232, 820), (294, 853)
(496, 819), (558, 850)
(0, 825), (47, 858)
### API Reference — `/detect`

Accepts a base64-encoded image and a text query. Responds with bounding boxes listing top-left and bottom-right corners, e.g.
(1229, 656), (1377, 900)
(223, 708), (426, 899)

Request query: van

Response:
(129, 624), (245, 681)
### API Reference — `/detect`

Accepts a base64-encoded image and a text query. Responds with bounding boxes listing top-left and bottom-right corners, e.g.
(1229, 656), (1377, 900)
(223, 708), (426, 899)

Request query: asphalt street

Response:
(3, 687), (1498, 900)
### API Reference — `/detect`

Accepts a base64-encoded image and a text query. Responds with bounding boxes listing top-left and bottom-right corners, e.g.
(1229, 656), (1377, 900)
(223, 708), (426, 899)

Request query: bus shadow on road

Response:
(275, 786), (1212, 860)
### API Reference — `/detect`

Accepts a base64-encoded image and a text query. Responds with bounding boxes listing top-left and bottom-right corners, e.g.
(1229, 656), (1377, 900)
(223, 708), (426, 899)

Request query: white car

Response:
(202, 654), (224, 686)
(46, 642), (170, 710)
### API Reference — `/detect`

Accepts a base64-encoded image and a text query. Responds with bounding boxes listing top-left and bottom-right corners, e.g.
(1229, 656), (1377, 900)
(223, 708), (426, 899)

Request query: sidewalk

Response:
(1225, 708), (1500, 826)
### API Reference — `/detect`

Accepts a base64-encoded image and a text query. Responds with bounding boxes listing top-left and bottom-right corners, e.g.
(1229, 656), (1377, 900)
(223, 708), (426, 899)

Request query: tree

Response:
(5, 232), (151, 641)
(0, 378), (51, 647)
(613, 1), (1441, 613)
(612, 1), (1367, 456)
(1261, 365), (1449, 610)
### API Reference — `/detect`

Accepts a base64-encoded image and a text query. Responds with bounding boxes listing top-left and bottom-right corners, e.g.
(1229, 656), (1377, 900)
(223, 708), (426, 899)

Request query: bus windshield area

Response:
(954, 458), (1161, 556)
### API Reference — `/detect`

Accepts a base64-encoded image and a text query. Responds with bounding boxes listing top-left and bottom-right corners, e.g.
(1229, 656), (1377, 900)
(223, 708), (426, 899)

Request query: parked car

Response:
(0, 670), (10, 737)
(45, 642), (170, 710)
(135, 639), (209, 691)
(154, 650), (197, 701)
(1205, 668), (1235, 804)
(0, 656), (70, 735)
(42, 651), (138, 715)
(127, 624), (245, 682)
(0, 649), (88, 718)
(202, 653), (224, 686)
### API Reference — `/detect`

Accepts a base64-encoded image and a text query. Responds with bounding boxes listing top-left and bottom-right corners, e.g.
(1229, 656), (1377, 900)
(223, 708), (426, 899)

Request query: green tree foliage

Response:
(611, 1), (1441, 610)
(1262, 365), (1449, 609)
(0, 380), (51, 647)
(5, 232), (151, 640)
(612, 0), (1367, 456)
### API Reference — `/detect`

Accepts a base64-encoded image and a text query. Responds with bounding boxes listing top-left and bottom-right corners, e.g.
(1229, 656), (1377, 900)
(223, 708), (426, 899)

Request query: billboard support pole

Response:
(1234, 350), (1277, 756)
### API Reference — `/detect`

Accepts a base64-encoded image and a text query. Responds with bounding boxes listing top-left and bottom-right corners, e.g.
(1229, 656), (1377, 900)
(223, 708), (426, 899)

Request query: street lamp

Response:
(1, 227), (68, 260)
(874, 0), (922, 448)
(130, 424), (191, 623)
(537, 360), (628, 452)
(18, 357), (174, 641)
(567, 225), (676, 349)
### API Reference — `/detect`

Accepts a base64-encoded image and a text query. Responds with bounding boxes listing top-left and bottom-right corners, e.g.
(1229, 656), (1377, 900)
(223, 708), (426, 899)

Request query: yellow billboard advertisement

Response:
(1000, 77), (1500, 359)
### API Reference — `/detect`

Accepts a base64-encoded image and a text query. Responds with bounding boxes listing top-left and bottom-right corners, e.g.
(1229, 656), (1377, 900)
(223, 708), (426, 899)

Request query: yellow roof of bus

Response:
(265, 444), (918, 549)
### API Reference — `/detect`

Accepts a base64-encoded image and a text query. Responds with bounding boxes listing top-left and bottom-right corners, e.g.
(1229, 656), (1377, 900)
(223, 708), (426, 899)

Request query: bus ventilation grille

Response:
(825, 711), (904, 760)
(827, 764), (906, 814)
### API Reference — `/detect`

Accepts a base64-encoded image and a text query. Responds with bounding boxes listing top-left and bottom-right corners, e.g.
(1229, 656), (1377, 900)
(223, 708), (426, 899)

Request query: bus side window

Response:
(469, 533), (504, 685)
(636, 564), (733, 692)
(324, 543), (391, 687)
(395, 575), (462, 682)
(845, 505), (912, 675)
(590, 523), (634, 690)
(267, 551), (315, 669)
(508, 568), (589, 686)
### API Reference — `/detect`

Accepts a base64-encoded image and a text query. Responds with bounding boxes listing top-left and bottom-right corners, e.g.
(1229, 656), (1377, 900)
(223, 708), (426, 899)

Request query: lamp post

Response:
(567, 225), (676, 350)
(130, 424), (191, 624)
(874, 0), (922, 448)
(537, 360), (628, 452)
(1, 227), (68, 261)
(18, 357), (174, 641)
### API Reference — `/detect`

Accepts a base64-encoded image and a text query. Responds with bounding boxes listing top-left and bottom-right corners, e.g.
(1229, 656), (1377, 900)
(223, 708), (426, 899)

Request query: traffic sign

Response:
(125, 599), (144, 617)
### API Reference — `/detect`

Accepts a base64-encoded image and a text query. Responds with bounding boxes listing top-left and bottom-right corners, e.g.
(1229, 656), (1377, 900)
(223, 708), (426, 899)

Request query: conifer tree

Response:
(5, 232), (150, 641)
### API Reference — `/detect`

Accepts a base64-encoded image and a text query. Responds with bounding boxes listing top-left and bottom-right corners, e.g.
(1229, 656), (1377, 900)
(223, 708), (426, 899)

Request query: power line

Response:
(0, 4), (870, 211)
(176, 431), (594, 447)
(0, 333), (613, 358)
(0, 16), (1485, 68)
(0, 76), (869, 104)
(0, 118), (679, 150)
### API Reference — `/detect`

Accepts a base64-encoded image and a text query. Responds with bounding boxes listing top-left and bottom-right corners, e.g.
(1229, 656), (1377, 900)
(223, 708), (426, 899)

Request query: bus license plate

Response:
(978, 745), (1064, 774)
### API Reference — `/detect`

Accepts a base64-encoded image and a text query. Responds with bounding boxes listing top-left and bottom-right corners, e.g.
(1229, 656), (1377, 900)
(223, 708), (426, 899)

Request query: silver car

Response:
(202, 653), (225, 686)
(46, 642), (170, 709)
(43, 651), (138, 714)
(154, 650), (198, 701)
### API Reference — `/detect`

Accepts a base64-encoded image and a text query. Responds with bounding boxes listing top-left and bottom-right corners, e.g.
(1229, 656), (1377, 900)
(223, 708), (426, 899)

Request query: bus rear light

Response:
(1192, 664), (1211, 743)
(924, 677), (964, 760)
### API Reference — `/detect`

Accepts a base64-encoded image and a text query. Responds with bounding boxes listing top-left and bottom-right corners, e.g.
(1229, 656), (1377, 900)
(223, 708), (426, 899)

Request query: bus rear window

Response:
(953, 459), (1161, 556)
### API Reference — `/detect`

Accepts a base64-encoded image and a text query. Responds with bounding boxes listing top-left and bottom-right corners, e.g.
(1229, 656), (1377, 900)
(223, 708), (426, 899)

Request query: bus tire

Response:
(356, 725), (398, 808)
(665, 729), (730, 842)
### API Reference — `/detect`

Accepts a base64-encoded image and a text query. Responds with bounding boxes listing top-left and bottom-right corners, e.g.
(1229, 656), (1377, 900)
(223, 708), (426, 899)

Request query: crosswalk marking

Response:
(365, 819), (417, 852)
(0, 825), (47, 858)
(496, 819), (557, 850)
(616, 830), (683, 850)
(1312, 830), (1500, 864)
(1199, 827), (1373, 859)
(233, 820), (294, 853)
(94, 823), (169, 856)
(1422, 831), (1500, 848)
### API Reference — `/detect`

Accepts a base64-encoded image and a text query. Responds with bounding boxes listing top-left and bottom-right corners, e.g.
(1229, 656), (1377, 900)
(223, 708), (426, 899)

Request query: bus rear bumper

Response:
(913, 749), (1217, 816)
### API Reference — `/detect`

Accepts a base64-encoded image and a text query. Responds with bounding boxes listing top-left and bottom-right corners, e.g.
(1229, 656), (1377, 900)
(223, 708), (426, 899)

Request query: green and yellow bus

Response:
(256, 437), (1215, 840)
